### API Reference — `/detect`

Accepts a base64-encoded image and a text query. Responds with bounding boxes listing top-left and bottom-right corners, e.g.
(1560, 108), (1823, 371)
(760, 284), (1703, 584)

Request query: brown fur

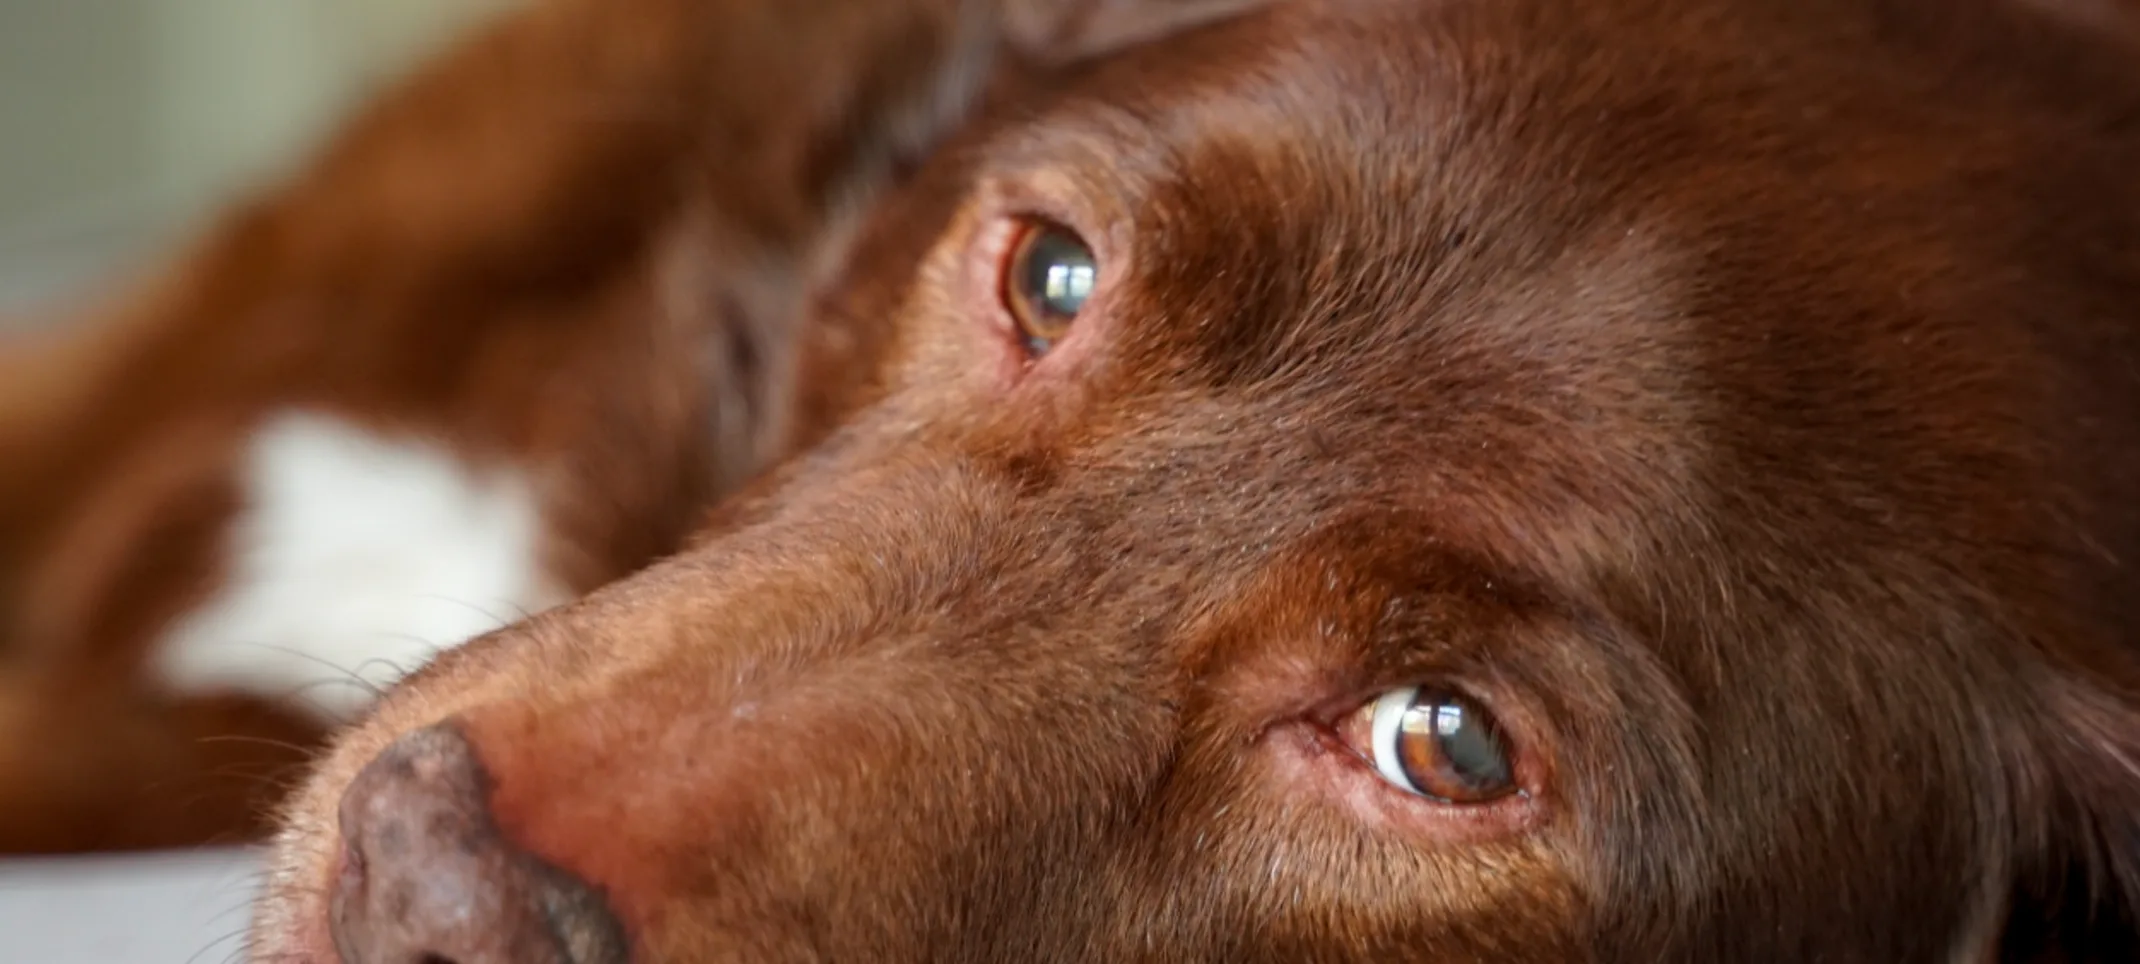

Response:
(0, 0), (1154, 853)
(2, 0), (2137, 960)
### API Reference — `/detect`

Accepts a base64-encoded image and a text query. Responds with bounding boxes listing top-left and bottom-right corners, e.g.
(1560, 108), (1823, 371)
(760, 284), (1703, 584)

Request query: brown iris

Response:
(1344, 686), (1518, 804)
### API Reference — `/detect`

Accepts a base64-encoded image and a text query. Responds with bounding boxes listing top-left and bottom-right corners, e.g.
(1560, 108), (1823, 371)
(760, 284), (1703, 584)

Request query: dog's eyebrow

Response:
(1275, 512), (1574, 639)
(1292, 533), (1710, 783)
(980, 111), (1171, 195)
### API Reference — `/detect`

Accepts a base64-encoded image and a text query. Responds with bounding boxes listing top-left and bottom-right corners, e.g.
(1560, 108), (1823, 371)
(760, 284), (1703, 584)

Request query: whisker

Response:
(413, 593), (533, 627)
(194, 734), (325, 758)
(194, 765), (313, 798)
(280, 672), (391, 705)
(255, 642), (405, 683)
(186, 924), (255, 964)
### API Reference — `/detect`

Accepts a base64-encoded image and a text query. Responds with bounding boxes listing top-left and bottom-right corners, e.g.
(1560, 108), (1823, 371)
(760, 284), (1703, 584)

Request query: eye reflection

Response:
(1002, 222), (1097, 355)
(1366, 686), (1517, 803)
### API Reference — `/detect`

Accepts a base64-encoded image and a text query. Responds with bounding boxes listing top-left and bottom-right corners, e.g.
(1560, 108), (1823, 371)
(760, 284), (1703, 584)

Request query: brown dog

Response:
(0, 0), (1251, 853)
(6, 0), (2140, 960)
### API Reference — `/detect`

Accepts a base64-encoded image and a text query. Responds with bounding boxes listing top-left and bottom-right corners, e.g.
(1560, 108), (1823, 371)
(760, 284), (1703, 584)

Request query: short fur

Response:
(1, 0), (2136, 961)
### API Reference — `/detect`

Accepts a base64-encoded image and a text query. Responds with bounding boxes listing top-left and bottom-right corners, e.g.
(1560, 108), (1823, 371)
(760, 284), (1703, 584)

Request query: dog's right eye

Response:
(1001, 220), (1098, 356)
(1338, 686), (1519, 804)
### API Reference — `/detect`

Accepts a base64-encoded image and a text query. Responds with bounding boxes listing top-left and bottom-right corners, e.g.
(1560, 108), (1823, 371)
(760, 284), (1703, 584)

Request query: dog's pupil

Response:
(1402, 694), (1512, 796)
(1020, 229), (1096, 322)
(1437, 707), (1509, 789)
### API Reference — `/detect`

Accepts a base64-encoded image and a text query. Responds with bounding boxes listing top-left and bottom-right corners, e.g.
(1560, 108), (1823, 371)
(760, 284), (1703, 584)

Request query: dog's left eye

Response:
(1002, 220), (1097, 356)
(1340, 687), (1517, 804)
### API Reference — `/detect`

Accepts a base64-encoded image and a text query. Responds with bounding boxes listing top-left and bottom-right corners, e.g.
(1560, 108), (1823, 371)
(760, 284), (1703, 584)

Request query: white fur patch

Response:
(153, 412), (567, 723)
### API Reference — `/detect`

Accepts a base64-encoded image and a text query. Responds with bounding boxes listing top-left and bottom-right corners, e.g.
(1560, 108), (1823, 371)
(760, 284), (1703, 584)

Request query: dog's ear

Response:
(792, 0), (1277, 185)
(1000, 0), (1270, 66)
(2009, 0), (2140, 46)
(2003, 666), (2140, 960)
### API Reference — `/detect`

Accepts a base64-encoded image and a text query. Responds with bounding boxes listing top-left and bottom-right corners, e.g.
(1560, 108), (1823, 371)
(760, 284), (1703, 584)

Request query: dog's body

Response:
(1, 0), (2136, 960)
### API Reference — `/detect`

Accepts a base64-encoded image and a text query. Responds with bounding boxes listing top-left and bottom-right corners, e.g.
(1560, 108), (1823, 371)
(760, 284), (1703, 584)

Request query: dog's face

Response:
(255, 1), (2140, 961)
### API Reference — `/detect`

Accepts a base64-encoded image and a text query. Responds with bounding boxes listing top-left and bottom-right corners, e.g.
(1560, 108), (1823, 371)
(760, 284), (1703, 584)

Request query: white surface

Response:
(0, 847), (264, 964)
(155, 410), (567, 723)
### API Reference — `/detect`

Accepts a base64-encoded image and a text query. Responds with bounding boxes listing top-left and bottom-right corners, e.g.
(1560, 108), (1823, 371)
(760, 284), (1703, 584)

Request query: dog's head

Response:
(253, 1), (2140, 961)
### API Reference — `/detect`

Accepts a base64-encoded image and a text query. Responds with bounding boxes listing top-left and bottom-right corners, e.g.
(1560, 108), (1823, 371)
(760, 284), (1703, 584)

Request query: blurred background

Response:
(0, 0), (514, 323)
(0, 4), (514, 960)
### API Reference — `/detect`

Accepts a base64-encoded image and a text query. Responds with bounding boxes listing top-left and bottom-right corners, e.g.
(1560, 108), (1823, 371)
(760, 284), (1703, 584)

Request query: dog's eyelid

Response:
(1308, 675), (1548, 833)
(1314, 619), (1562, 801)
(954, 174), (1140, 380)
(974, 165), (1134, 253)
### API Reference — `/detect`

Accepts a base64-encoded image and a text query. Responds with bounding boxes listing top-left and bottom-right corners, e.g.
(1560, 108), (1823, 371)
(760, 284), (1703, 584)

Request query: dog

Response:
(0, 0), (1236, 853)
(4, 0), (2138, 960)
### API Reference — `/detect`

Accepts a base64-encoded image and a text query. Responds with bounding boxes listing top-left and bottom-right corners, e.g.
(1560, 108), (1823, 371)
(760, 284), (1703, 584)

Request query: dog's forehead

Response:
(986, 0), (1748, 382)
(943, 0), (2139, 703)
(973, 0), (1731, 502)
(938, 0), (1990, 642)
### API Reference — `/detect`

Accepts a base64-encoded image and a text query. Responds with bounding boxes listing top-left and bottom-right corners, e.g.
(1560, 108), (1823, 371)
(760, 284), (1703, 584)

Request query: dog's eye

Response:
(1002, 221), (1097, 355)
(1343, 687), (1517, 803)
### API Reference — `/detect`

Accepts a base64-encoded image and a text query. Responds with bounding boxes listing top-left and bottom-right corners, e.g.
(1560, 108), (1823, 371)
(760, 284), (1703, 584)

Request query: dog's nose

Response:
(329, 723), (628, 964)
